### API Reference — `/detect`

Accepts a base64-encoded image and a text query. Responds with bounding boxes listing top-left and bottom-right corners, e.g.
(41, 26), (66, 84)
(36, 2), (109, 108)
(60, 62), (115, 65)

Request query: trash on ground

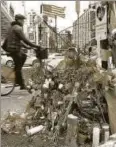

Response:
(2, 54), (116, 146)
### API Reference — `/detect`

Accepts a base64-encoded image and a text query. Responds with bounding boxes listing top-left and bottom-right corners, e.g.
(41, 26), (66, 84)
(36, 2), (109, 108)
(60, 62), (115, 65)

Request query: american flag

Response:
(41, 4), (65, 18)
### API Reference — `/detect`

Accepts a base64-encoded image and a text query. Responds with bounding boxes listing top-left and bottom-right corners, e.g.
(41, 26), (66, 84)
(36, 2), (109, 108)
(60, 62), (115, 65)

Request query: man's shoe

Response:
(15, 84), (20, 87)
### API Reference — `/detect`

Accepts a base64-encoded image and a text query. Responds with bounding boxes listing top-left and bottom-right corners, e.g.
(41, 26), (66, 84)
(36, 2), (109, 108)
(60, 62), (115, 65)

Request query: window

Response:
(29, 33), (34, 40)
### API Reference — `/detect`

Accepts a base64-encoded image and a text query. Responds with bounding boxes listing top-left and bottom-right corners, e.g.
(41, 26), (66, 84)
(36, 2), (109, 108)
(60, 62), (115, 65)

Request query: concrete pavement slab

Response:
(1, 88), (32, 120)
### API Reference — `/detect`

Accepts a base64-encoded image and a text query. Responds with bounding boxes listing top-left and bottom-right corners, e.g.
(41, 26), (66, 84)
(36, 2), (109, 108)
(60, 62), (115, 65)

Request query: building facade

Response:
(26, 10), (38, 55)
(58, 32), (72, 50)
(48, 27), (56, 51)
(1, 1), (14, 42)
(34, 15), (50, 49)
(72, 4), (96, 49)
(27, 10), (37, 44)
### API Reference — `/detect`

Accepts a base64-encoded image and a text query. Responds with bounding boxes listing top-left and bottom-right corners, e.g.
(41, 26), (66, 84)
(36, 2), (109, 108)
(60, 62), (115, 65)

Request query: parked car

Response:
(45, 53), (64, 63)
(45, 53), (64, 69)
(1, 49), (38, 67)
(1, 52), (14, 67)
(49, 53), (63, 59)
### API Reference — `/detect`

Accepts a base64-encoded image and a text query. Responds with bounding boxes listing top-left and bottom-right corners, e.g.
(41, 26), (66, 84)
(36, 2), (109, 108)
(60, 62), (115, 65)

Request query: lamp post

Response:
(22, 1), (27, 34)
(78, 14), (80, 55)
(55, 15), (58, 52)
(75, 0), (80, 55)
(39, 24), (42, 41)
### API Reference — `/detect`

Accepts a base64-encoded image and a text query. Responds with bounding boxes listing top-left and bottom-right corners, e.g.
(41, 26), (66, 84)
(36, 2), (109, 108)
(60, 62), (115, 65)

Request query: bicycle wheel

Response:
(1, 65), (15, 96)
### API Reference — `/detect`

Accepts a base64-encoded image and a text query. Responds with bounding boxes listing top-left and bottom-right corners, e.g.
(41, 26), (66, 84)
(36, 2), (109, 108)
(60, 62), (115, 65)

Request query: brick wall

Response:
(1, 11), (11, 41)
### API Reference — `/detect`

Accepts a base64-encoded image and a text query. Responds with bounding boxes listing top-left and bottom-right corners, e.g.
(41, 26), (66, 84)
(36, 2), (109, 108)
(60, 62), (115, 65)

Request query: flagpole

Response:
(75, 0), (80, 55)
(55, 15), (58, 52)
(78, 14), (80, 55)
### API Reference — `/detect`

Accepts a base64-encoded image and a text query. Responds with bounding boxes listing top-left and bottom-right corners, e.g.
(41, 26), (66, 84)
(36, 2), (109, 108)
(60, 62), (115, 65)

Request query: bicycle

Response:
(1, 48), (48, 96)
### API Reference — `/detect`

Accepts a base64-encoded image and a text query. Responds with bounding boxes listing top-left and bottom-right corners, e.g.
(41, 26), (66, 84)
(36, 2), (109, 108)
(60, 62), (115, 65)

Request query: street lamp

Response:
(75, 0), (80, 55)
(44, 27), (49, 48)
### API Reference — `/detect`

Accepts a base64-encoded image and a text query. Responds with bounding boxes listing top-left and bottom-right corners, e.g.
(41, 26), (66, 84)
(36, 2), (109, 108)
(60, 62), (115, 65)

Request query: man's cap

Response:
(15, 14), (26, 20)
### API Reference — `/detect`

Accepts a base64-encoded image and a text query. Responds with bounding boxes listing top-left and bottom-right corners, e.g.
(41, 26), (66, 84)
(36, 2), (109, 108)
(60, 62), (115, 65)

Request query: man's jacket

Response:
(6, 21), (37, 53)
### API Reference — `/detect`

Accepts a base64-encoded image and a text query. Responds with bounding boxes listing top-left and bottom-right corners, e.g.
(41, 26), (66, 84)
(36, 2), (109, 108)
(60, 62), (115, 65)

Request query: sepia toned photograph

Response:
(1, 1), (116, 147)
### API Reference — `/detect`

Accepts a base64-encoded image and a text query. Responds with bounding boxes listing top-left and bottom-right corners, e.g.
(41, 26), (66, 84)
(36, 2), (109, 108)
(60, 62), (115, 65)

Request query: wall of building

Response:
(34, 16), (50, 49)
(58, 33), (71, 49)
(49, 27), (56, 51)
(26, 11), (37, 55)
(1, 1), (14, 42)
(1, 11), (11, 41)
(72, 4), (96, 49)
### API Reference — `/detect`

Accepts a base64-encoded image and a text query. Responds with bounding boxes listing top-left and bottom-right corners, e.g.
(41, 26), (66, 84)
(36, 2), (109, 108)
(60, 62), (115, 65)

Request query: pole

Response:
(55, 15), (58, 52)
(101, 2), (109, 70)
(85, 25), (86, 54)
(75, 0), (80, 55)
(78, 14), (80, 55)
(39, 24), (42, 41)
(22, 1), (27, 34)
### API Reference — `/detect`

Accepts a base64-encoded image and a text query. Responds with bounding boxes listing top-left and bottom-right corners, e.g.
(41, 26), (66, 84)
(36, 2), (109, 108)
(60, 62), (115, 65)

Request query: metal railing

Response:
(35, 14), (96, 53)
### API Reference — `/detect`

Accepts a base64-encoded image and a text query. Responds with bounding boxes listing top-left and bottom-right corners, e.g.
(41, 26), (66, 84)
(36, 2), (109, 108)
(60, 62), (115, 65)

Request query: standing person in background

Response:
(111, 29), (116, 68)
(88, 46), (92, 58)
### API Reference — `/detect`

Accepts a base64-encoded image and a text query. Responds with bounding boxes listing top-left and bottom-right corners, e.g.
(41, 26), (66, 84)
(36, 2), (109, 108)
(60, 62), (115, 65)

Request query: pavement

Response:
(1, 66), (32, 120)
(1, 58), (63, 120)
(1, 86), (32, 120)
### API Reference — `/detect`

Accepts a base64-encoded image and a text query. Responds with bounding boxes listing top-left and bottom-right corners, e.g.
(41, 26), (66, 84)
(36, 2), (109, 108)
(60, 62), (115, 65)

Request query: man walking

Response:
(2, 14), (40, 89)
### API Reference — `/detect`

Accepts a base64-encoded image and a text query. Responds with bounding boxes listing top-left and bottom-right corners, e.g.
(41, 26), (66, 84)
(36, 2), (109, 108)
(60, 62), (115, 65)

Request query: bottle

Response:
(27, 125), (44, 136)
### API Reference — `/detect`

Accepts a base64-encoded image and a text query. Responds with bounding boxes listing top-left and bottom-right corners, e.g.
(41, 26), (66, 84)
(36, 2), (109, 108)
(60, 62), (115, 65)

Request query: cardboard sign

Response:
(96, 3), (108, 40)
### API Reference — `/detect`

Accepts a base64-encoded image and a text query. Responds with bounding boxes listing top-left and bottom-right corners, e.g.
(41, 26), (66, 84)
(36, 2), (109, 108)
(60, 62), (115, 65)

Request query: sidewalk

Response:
(1, 87), (32, 120)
